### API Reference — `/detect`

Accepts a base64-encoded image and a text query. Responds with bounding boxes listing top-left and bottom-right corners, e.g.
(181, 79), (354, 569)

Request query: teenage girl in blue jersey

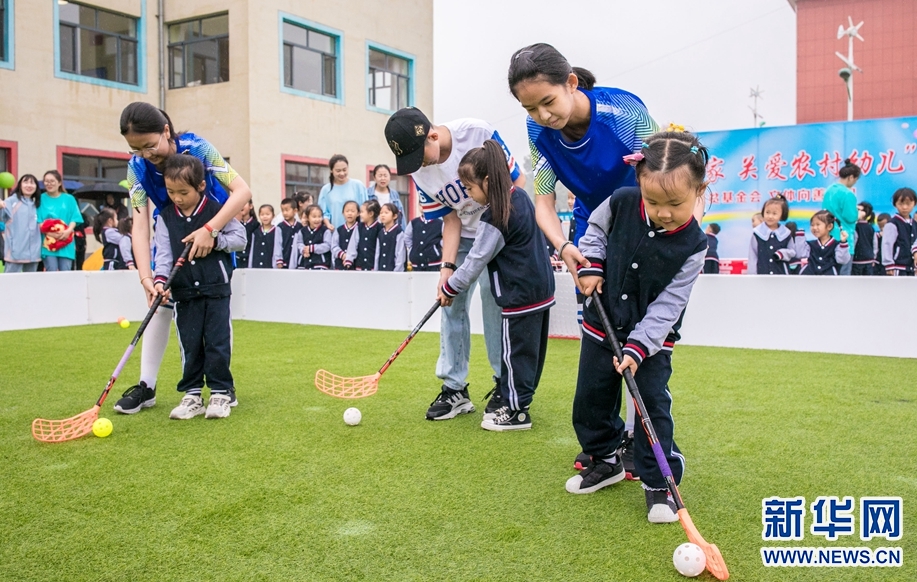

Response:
(112, 102), (252, 415)
(508, 43), (704, 477)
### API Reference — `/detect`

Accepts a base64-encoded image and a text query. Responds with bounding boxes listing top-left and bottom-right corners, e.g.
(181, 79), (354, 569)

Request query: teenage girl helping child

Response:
(331, 200), (359, 269)
(291, 204), (333, 269)
(154, 155), (246, 419)
(796, 211), (851, 275)
(566, 131), (708, 525)
(114, 102), (252, 415)
(376, 203), (406, 272)
(439, 140), (554, 431)
(747, 195), (795, 274)
(880, 187), (917, 276)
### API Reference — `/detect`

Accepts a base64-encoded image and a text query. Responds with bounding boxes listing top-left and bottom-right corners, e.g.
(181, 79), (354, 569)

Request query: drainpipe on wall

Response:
(157, 0), (165, 109)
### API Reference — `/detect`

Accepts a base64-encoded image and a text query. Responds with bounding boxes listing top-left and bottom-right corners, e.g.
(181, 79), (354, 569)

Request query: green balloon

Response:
(118, 179), (130, 189)
(0, 172), (14, 189)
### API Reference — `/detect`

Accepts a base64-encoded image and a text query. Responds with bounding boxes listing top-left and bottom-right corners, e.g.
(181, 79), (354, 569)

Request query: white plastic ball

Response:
(673, 542), (706, 577)
(343, 407), (362, 426)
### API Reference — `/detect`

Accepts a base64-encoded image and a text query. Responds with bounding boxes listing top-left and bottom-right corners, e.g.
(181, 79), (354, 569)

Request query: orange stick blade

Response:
(314, 370), (380, 399)
(677, 509), (729, 580)
(31, 406), (100, 443)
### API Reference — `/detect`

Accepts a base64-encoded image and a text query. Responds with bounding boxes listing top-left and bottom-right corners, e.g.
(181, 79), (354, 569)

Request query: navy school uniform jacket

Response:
(291, 225), (332, 270)
(881, 214), (917, 273)
(748, 223), (795, 274)
(236, 217), (258, 267)
(704, 233), (719, 272)
(405, 216), (443, 269)
(346, 221), (382, 270)
(577, 187), (706, 366)
(376, 224), (406, 272)
(152, 197), (247, 301)
(795, 232), (851, 275)
(442, 187), (555, 316)
(101, 227), (127, 270)
(331, 223), (358, 269)
(853, 221), (878, 266)
(272, 219), (301, 268)
(248, 226), (276, 268)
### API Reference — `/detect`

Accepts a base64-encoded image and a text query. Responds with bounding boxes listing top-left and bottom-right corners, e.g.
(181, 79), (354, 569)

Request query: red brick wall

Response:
(797, 0), (917, 123)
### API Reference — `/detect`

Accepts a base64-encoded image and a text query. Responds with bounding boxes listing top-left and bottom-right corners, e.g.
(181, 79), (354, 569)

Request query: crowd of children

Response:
(699, 186), (917, 277)
(234, 193), (444, 272)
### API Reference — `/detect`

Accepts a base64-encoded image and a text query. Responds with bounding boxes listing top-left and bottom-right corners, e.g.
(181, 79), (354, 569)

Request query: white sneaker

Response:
(205, 393), (232, 419)
(170, 395), (205, 420)
(645, 489), (680, 523)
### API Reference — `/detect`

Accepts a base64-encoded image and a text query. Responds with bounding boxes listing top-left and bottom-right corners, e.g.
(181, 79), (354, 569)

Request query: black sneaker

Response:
(113, 382), (156, 414)
(229, 388), (238, 408)
(481, 406), (531, 431)
(620, 431), (640, 481)
(645, 488), (679, 523)
(482, 380), (505, 420)
(425, 386), (475, 420)
(565, 457), (625, 494)
(574, 452), (591, 471)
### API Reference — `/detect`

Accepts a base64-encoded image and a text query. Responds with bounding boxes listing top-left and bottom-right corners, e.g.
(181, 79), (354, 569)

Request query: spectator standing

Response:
(367, 164), (405, 229)
(319, 155), (368, 228)
(822, 159), (861, 275)
(37, 170), (82, 271)
(0, 174), (43, 272)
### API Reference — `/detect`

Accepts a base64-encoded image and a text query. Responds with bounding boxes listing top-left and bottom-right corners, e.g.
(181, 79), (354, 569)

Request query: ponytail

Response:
(93, 208), (118, 243)
(571, 67), (595, 90)
(458, 140), (514, 231)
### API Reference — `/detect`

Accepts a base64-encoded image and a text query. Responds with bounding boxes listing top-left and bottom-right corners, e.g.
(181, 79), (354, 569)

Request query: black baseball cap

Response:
(384, 107), (431, 175)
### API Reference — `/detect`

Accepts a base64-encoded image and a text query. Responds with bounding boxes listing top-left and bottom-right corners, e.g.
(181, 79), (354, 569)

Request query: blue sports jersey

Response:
(127, 132), (237, 215)
(528, 86), (659, 215)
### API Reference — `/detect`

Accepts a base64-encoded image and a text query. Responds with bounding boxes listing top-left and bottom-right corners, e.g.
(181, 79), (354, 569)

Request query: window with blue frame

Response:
(0, 0), (7, 63)
(368, 48), (411, 111)
(58, 2), (138, 85)
(168, 13), (229, 89)
(282, 20), (337, 97)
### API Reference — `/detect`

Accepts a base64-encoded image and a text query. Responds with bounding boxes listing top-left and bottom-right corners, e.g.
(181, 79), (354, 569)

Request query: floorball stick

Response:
(31, 244), (192, 443)
(315, 300), (440, 398)
(592, 295), (730, 580)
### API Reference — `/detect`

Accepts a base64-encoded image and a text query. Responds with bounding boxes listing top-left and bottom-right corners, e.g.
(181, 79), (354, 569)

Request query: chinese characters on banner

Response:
(697, 117), (917, 258)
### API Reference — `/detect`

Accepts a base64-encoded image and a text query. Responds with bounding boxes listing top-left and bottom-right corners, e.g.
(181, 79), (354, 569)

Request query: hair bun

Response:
(843, 158), (853, 165)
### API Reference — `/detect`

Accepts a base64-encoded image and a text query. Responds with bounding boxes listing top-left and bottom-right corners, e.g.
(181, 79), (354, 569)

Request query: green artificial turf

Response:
(1, 322), (915, 581)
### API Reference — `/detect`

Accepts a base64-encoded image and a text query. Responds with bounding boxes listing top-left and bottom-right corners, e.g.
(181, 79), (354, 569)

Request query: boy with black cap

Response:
(385, 107), (526, 421)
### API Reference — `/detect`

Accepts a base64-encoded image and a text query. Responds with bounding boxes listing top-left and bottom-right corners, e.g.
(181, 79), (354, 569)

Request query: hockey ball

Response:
(673, 542), (706, 577)
(343, 407), (361, 426)
(92, 418), (113, 438)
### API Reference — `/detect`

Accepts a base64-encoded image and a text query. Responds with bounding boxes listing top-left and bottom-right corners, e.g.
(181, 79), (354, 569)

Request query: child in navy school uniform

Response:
(235, 199), (257, 268)
(703, 223), (720, 274)
(784, 221), (802, 274)
(852, 202), (878, 276)
(93, 208), (128, 270)
(273, 197), (301, 269)
(567, 131), (708, 526)
(406, 214), (444, 271)
(376, 203), (406, 272)
(748, 195), (795, 274)
(346, 199), (382, 270)
(875, 213), (890, 275)
(796, 210), (851, 275)
(291, 205), (332, 270)
(331, 200), (359, 269)
(153, 155), (246, 420)
(247, 204), (276, 269)
(880, 187), (917, 276)
(439, 140), (555, 431)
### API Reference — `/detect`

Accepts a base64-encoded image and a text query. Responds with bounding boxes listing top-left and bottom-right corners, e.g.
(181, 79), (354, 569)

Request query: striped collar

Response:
(174, 195), (207, 218)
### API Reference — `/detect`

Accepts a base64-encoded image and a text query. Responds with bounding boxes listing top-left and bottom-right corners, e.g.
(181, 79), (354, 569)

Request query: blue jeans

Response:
(4, 262), (40, 273)
(43, 256), (73, 271)
(436, 237), (502, 391)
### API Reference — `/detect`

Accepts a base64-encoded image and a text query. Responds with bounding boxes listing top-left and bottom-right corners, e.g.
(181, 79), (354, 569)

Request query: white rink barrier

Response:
(0, 270), (914, 359)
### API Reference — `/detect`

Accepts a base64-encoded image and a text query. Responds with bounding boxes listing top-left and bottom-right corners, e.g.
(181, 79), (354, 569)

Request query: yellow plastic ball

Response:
(119, 319), (130, 329)
(92, 418), (113, 438)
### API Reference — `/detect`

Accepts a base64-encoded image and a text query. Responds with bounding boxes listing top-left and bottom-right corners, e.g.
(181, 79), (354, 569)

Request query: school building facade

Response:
(0, 0), (432, 215)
